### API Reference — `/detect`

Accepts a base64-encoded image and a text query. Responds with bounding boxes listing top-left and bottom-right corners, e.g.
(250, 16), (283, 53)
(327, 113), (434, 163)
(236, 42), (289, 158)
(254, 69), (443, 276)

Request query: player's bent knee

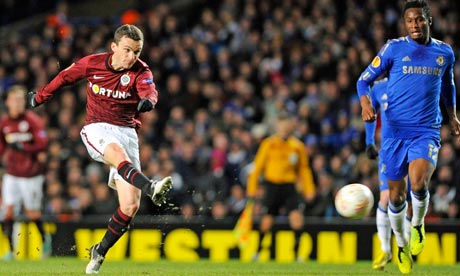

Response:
(409, 182), (428, 194)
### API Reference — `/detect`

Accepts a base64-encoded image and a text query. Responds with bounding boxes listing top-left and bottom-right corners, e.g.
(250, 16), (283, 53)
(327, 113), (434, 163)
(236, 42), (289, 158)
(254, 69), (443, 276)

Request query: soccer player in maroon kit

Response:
(27, 24), (173, 274)
(0, 85), (51, 260)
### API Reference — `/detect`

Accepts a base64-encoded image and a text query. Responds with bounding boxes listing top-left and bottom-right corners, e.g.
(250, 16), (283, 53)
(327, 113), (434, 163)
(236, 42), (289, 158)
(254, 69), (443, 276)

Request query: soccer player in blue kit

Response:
(364, 78), (412, 270)
(357, 0), (460, 274)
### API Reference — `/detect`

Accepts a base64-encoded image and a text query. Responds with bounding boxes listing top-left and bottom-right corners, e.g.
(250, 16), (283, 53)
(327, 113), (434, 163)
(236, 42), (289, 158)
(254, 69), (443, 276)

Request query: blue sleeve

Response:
(364, 93), (380, 145)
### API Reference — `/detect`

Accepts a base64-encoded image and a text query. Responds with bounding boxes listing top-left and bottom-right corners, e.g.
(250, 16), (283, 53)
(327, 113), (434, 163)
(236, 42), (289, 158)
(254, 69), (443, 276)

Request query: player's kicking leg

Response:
(82, 128), (173, 207)
(115, 161), (172, 206)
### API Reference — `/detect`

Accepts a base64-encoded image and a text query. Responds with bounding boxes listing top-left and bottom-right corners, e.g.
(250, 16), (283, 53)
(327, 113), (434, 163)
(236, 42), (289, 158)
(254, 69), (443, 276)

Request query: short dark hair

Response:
(403, 0), (431, 18)
(113, 24), (144, 44)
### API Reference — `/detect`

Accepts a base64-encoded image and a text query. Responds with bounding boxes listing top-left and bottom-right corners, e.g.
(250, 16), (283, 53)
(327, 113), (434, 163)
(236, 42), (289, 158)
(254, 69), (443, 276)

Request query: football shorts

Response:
(2, 174), (45, 211)
(262, 181), (299, 216)
(380, 135), (440, 181)
(80, 122), (141, 189)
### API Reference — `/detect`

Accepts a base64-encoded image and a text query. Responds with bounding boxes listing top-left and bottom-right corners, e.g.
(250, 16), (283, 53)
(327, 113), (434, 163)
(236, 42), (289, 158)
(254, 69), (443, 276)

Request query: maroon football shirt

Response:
(0, 111), (47, 177)
(35, 53), (158, 128)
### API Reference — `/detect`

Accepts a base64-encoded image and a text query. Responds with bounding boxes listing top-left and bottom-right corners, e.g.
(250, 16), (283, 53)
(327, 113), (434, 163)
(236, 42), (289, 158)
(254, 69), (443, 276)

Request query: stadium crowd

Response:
(0, 0), (459, 222)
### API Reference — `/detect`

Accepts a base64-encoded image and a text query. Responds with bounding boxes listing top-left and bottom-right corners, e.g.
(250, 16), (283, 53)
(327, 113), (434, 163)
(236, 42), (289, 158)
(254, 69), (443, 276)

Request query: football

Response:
(335, 183), (374, 219)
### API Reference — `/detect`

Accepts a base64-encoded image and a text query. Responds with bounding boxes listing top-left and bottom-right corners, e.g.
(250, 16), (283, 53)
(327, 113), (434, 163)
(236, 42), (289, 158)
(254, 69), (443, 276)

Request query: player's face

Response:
(404, 7), (430, 45)
(111, 35), (143, 70)
(6, 90), (26, 118)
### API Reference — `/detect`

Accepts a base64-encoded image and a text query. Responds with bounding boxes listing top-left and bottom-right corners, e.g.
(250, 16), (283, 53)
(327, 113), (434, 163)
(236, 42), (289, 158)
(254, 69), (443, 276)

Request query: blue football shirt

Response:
(357, 36), (456, 138)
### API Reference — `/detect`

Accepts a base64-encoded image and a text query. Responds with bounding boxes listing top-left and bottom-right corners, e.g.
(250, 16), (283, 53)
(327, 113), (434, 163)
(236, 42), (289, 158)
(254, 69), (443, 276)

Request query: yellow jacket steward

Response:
(247, 134), (315, 198)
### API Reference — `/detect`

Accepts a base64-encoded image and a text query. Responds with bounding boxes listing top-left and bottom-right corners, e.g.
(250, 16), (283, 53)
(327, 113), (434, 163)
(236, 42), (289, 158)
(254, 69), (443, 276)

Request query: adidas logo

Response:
(402, 56), (411, 62)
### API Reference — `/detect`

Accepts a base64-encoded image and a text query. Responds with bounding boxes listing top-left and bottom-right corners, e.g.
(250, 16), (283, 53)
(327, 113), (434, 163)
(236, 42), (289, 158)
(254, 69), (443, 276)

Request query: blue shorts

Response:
(380, 135), (440, 181)
(378, 159), (412, 201)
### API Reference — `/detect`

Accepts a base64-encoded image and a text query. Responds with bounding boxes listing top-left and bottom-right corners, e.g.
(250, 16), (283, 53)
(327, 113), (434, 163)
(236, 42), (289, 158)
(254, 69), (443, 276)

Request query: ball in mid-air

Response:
(335, 183), (374, 219)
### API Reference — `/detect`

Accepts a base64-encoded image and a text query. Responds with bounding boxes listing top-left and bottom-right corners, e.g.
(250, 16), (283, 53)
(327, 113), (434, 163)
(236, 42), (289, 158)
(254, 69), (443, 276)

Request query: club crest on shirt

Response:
(436, 56), (444, 66)
(289, 153), (298, 165)
(371, 56), (381, 68)
(18, 121), (29, 132)
(120, 74), (131, 86)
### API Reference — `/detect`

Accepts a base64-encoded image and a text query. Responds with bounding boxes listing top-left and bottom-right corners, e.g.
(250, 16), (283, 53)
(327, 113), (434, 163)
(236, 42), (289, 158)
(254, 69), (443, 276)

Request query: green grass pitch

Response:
(0, 258), (457, 276)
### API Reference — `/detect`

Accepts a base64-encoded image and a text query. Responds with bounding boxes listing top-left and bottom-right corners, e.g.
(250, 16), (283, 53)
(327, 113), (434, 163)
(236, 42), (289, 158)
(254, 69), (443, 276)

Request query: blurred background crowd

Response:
(0, 0), (459, 223)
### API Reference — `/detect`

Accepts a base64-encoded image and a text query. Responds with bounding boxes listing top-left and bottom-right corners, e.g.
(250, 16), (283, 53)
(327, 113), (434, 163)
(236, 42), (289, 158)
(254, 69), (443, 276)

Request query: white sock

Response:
(376, 205), (391, 253)
(411, 190), (430, 226)
(404, 216), (412, 241)
(388, 201), (407, 247)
